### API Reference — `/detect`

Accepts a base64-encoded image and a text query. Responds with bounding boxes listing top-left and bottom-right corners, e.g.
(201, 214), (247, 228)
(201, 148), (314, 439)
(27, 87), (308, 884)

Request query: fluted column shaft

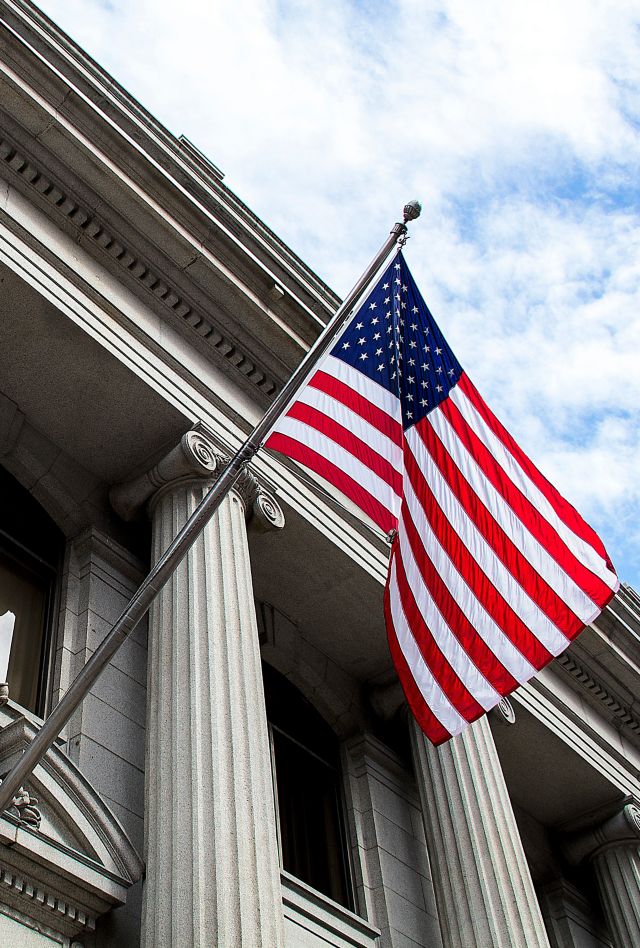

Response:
(141, 477), (284, 947)
(410, 716), (550, 948)
(593, 845), (640, 947)
(563, 801), (640, 948)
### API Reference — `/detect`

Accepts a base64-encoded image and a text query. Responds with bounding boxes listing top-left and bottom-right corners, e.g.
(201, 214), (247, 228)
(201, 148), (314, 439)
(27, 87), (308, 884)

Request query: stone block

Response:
(378, 850), (427, 911)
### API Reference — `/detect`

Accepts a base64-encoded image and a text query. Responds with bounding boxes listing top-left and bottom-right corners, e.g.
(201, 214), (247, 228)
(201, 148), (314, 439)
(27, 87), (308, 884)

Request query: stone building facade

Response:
(0, 2), (639, 946)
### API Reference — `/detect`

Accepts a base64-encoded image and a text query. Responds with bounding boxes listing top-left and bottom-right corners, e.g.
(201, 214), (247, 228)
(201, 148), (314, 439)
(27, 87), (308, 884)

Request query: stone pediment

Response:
(0, 708), (143, 939)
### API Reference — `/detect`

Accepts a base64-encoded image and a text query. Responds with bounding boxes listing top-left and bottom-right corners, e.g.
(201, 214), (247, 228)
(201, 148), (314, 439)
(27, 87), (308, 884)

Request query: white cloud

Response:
(35, 0), (640, 585)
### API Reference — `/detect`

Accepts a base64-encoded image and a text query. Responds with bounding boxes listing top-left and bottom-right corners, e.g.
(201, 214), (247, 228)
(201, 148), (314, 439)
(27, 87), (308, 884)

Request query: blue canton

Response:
(331, 252), (462, 430)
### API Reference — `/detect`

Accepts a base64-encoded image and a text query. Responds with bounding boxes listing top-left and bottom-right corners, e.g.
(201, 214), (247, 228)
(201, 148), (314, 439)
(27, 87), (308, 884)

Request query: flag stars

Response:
(369, 302), (377, 310)
(356, 322), (364, 330)
(371, 317), (380, 325)
(373, 332), (381, 340)
(409, 340), (417, 349)
(342, 342), (350, 350)
(358, 337), (366, 345)
(375, 347), (383, 356)
(359, 353), (368, 361)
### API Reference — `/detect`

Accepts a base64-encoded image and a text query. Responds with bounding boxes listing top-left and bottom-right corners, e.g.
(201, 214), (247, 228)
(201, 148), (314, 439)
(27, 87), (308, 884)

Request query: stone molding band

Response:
(109, 428), (284, 530)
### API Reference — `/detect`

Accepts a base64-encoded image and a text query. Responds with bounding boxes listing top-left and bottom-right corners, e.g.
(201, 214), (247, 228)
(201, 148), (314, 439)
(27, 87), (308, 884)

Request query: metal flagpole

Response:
(0, 200), (421, 814)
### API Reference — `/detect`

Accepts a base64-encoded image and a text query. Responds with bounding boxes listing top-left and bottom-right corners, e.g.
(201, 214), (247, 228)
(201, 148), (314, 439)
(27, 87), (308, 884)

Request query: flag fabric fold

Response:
(266, 252), (618, 744)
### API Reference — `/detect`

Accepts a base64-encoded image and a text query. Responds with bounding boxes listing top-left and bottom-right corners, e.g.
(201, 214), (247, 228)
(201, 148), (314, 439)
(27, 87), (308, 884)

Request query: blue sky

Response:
(37, 0), (640, 588)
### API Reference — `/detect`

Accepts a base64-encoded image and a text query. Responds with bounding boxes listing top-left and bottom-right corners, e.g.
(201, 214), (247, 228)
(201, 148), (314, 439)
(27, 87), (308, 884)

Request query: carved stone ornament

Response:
(489, 696), (516, 727)
(563, 801), (640, 866)
(110, 428), (285, 531)
(251, 488), (286, 532)
(4, 783), (42, 830)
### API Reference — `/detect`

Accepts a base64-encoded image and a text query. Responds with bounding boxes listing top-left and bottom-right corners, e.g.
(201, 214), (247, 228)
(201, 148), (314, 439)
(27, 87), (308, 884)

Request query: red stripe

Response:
(399, 501), (520, 694)
(405, 436), (554, 669)
(383, 571), (453, 746)
(415, 417), (584, 638)
(439, 395), (612, 609)
(458, 373), (615, 572)
(310, 370), (402, 446)
(267, 432), (397, 534)
(392, 533), (486, 722)
(285, 401), (402, 494)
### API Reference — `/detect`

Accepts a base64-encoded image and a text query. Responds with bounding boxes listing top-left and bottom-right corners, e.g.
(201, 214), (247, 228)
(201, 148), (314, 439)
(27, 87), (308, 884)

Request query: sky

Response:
(37, 0), (640, 589)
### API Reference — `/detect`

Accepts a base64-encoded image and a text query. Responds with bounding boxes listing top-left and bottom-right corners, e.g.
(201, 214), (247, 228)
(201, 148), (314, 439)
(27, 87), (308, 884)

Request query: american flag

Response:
(266, 252), (618, 744)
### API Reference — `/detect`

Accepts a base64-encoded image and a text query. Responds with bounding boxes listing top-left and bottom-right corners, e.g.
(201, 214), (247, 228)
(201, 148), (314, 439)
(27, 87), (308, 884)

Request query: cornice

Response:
(0, 130), (284, 398)
(556, 650), (640, 742)
(0, 0), (339, 310)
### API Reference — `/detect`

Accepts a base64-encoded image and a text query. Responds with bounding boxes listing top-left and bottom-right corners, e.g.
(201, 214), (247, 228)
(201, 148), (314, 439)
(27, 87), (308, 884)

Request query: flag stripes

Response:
(266, 251), (617, 744)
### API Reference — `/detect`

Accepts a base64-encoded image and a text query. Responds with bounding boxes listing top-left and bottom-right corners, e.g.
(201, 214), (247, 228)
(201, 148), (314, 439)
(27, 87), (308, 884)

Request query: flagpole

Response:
(0, 200), (421, 814)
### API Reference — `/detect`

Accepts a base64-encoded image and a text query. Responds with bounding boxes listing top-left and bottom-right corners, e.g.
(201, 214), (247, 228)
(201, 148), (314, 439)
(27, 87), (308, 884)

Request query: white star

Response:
(436, 366), (443, 375)
(407, 393), (414, 401)
(408, 375), (415, 384)
(437, 384), (443, 392)
(424, 345), (430, 353)
(412, 305), (419, 314)
(373, 332), (381, 340)
(448, 368), (456, 377)
(402, 284), (408, 292)
(386, 311), (392, 319)
(387, 326), (393, 335)
(401, 301), (406, 309)
(394, 263), (401, 270)
(421, 380), (429, 389)
(359, 353), (368, 361)
(406, 411), (413, 419)
(375, 347), (383, 356)
(377, 363), (385, 371)
(408, 357), (416, 366)
(384, 297), (391, 304)
(435, 347), (442, 355)
(369, 302), (377, 310)
(422, 363), (429, 371)
(371, 317), (379, 325)
(420, 398), (428, 407)
(356, 322), (364, 329)
(342, 342), (350, 350)
(383, 282), (390, 289)
(358, 337), (366, 345)
(409, 340), (417, 349)
(410, 323), (418, 331)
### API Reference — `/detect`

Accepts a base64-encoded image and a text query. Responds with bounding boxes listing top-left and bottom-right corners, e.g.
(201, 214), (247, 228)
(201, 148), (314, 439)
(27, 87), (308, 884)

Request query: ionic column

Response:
(564, 801), (640, 948)
(111, 429), (286, 947)
(409, 708), (550, 948)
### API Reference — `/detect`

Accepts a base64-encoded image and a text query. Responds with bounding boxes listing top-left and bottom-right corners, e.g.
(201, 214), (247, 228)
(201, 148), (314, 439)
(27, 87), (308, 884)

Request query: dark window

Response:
(0, 467), (61, 715)
(262, 662), (353, 910)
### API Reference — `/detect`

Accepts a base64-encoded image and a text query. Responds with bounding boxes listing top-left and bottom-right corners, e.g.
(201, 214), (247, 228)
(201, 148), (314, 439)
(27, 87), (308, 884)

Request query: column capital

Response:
(563, 801), (640, 866)
(109, 427), (284, 530)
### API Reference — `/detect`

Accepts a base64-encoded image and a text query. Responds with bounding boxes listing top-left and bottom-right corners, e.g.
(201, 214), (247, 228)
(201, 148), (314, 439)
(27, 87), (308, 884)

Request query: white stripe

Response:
(403, 435), (539, 682)
(388, 560), (467, 738)
(397, 523), (499, 710)
(450, 385), (617, 591)
(424, 410), (597, 628)
(320, 355), (401, 420)
(275, 415), (401, 518)
(296, 385), (403, 471)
